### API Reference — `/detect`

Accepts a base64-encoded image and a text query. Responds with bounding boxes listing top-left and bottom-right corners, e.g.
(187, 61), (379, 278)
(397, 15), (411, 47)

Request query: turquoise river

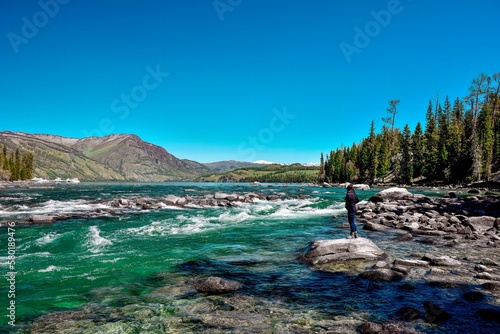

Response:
(0, 182), (498, 333)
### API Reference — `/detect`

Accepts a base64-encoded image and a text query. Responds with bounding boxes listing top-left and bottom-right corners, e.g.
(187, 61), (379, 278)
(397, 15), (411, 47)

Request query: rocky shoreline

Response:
(298, 187), (500, 331)
(357, 187), (500, 248)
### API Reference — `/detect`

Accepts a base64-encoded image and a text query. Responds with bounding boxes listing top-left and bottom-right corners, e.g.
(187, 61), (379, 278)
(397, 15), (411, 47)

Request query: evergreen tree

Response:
(491, 73), (500, 168)
(424, 100), (439, 178)
(449, 98), (465, 182)
(478, 104), (494, 180)
(400, 124), (413, 183)
(377, 128), (391, 182)
(382, 100), (400, 132)
(318, 153), (325, 182)
(436, 96), (451, 180)
(2, 145), (8, 171)
(412, 122), (425, 178)
(367, 121), (378, 182)
(21, 151), (34, 180)
(13, 149), (21, 181)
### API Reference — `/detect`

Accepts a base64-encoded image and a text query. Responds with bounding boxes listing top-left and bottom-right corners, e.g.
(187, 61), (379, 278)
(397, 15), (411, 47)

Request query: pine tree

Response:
(382, 100), (400, 132)
(318, 152), (325, 182)
(367, 121), (378, 182)
(412, 122), (425, 178)
(424, 100), (439, 178)
(449, 98), (465, 182)
(478, 104), (494, 180)
(377, 128), (391, 182)
(400, 124), (413, 183)
(436, 96), (451, 180)
(21, 151), (34, 180)
(2, 145), (8, 171)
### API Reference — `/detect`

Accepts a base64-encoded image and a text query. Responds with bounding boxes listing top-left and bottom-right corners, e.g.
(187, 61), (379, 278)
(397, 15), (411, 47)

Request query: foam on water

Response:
(85, 226), (113, 253)
(39, 265), (61, 273)
(35, 232), (63, 246)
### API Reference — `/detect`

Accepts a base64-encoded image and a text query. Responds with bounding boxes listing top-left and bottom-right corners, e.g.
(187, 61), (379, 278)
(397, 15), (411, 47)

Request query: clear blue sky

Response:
(1, 0), (498, 164)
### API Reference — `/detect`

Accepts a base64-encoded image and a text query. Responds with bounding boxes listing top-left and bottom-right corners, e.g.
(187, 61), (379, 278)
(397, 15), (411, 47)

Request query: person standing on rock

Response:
(345, 184), (360, 239)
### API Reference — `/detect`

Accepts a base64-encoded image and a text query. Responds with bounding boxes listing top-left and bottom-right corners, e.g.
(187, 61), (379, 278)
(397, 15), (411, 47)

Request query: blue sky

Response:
(1, 0), (498, 164)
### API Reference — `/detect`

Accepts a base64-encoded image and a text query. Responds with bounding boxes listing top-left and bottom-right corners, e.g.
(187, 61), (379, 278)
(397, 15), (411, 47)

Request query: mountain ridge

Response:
(0, 132), (211, 181)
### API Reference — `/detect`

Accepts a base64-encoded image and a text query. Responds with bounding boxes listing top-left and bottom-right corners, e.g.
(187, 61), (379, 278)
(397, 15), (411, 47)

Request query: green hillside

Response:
(198, 163), (319, 183)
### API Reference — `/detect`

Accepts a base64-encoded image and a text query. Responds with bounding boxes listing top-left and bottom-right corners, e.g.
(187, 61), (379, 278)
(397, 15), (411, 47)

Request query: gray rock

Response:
(29, 215), (55, 224)
(372, 261), (391, 269)
(359, 269), (404, 281)
(475, 272), (493, 280)
(193, 276), (242, 294)
(474, 264), (490, 272)
(481, 258), (499, 266)
(369, 187), (413, 203)
(392, 265), (410, 275)
(363, 221), (391, 231)
(467, 216), (496, 232)
(393, 233), (414, 242)
(300, 238), (386, 265)
(393, 258), (429, 267)
(422, 254), (462, 267)
(163, 195), (182, 206)
(482, 282), (500, 291)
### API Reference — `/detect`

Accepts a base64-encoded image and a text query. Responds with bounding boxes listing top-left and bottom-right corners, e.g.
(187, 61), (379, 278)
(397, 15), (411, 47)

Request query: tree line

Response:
(0, 143), (34, 181)
(318, 73), (500, 185)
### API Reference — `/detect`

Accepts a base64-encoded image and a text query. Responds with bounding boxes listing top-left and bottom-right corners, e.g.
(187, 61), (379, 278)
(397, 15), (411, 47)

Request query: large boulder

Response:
(466, 216), (496, 232)
(300, 238), (386, 265)
(369, 187), (413, 203)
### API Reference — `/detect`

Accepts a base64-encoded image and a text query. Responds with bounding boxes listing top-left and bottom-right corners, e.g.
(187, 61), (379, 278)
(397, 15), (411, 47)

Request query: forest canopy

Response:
(318, 73), (500, 185)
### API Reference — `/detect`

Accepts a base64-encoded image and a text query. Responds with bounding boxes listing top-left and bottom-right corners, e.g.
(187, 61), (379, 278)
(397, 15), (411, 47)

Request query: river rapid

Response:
(0, 182), (498, 333)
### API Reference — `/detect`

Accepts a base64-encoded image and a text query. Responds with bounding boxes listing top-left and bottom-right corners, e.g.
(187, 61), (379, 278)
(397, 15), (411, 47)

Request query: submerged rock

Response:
(299, 238), (386, 265)
(476, 308), (500, 321)
(424, 301), (451, 323)
(193, 276), (242, 294)
(359, 268), (404, 281)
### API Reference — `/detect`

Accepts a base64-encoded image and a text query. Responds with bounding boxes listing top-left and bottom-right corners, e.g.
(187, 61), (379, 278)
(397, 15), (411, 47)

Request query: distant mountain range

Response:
(0, 131), (318, 181)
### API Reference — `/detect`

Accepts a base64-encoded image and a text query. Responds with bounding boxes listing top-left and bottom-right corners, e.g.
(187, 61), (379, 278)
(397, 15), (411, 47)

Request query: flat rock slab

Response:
(300, 238), (386, 265)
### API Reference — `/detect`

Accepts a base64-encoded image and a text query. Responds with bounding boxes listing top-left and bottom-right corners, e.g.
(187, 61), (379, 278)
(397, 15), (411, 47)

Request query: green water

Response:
(0, 183), (497, 333)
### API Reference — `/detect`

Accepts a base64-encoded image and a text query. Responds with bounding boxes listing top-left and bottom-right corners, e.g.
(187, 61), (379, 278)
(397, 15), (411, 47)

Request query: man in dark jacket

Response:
(345, 184), (360, 238)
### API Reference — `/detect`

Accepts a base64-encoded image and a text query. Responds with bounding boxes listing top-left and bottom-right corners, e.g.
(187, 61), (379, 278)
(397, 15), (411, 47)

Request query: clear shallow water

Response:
(0, 183), (498, 333)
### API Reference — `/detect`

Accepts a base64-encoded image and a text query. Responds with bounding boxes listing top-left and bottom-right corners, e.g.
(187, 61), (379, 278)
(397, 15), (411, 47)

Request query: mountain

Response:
(203, 160), (268, 173)
(0, 132), (125, 180)
(0, 132), (212, 181)
(71, 134), (211, 181)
